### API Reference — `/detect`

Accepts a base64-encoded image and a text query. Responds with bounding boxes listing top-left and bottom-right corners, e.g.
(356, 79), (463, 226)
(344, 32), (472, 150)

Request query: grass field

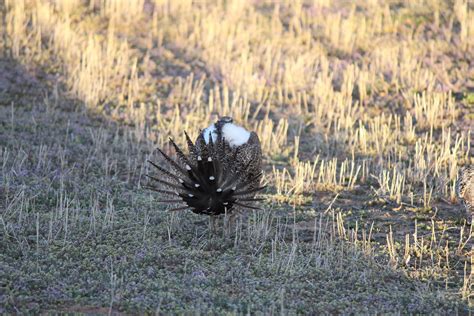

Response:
(0, 0), (473, 313)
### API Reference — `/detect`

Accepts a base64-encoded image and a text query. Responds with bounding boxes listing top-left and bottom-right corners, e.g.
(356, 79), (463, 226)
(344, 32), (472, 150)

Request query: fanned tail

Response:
(147, 129), (265, 215)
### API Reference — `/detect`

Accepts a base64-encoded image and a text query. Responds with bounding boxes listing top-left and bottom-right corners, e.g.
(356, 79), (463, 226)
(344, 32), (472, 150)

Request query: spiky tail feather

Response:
(147, 134), (264, 215)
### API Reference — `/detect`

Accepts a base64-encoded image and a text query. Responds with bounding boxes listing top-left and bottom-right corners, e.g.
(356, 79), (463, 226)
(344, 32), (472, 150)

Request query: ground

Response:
(0, 0), (473, 314)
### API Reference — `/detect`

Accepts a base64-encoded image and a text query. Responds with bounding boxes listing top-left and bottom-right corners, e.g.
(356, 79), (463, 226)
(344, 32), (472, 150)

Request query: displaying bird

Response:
(456, 166), (473, 224)
(146, 116), (265, 215)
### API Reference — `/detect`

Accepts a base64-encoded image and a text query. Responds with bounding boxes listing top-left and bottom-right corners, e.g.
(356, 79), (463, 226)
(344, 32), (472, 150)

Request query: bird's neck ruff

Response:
(203, 122), (251, 148)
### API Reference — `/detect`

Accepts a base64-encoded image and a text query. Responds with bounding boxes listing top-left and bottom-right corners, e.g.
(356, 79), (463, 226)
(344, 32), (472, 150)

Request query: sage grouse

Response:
(456, 166), (473, 224)
(147, 117), (265, 215)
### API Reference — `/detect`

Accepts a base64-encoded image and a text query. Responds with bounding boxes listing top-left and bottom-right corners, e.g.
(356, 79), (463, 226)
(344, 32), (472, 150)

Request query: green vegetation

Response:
(1, 0), (473, 313)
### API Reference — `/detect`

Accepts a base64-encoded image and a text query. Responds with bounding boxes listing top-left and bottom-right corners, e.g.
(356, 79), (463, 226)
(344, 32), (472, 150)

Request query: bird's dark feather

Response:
(147, 118), (264, 215)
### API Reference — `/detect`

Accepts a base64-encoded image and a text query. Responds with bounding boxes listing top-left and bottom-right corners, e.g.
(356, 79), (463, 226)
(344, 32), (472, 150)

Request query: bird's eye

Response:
(220, 116), (233, 123)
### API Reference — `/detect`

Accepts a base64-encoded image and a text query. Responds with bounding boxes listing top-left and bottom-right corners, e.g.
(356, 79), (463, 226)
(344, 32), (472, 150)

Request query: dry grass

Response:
(0, 0), (473, 313)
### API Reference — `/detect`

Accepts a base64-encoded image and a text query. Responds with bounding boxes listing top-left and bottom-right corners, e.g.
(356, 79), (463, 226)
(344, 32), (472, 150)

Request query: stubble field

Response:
(0, 0), (473, 313)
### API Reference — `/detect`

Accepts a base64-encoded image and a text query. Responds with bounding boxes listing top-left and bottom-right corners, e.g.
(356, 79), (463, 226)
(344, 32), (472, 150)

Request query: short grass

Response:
(1, 0), (473, 313)
(0, 66), (464, 313)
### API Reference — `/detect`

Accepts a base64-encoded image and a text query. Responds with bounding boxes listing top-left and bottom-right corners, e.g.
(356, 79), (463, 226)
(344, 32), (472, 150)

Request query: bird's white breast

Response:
(203, 122), (250, 147)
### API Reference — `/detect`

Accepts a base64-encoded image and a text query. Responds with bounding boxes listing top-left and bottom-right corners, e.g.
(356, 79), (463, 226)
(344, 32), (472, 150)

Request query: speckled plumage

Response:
(456, 166), (473, 223)
(147, 117), (264, 215)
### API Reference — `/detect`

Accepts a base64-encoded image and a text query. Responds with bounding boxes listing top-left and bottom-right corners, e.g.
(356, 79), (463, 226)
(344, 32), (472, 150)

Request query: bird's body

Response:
(147, 117), (264, 215)
(456, 166), (473, 224)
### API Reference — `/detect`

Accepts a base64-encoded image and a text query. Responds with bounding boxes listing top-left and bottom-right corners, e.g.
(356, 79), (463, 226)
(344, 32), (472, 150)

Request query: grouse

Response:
(147, 116), (265, 215)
